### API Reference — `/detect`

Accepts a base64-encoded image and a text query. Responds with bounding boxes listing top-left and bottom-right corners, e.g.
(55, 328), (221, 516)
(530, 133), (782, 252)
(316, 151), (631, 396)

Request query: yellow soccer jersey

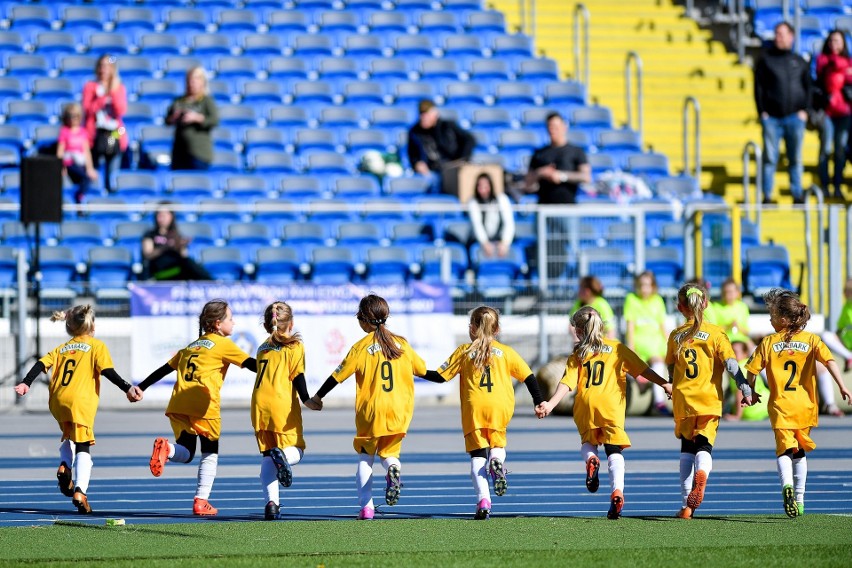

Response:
(745, 330), (833, 429)
(165, 333), (251, 420)
(41, 336), (114, 428)
(251, 339), (305, 435)
(562, 339), (649, 433)
(332, 333), (426, 438)
(438, 341), (533, 436)
(666, 321), (735, 418)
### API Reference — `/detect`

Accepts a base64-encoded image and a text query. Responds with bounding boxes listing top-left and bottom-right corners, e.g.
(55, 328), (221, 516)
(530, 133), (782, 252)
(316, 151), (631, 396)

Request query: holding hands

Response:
(305, 395), (323, 411)
(126, 385), (143, 403)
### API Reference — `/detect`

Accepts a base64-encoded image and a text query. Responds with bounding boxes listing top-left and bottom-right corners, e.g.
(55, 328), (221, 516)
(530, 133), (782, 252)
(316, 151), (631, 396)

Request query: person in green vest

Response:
(571, 276), (615, 339)
(723, 341), (769, 421)
(623, 271), (671, 415)
(705, 279), (752, 346)
(816, 278), (852, 416)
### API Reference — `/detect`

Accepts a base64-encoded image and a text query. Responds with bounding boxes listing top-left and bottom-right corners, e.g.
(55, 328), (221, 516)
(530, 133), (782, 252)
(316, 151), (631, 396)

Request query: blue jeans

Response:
(761, 113), (805, 201)
(818, 114), (850, 195)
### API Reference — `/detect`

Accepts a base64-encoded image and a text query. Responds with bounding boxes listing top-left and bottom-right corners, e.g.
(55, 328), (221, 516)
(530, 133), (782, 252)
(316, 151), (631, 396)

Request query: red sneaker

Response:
(686, 470), (707, 510)
(676, 506), (693, 519)
(607, 489), (624, 519)
(193, 498), (218, 516)
(149, 437), (169, 477)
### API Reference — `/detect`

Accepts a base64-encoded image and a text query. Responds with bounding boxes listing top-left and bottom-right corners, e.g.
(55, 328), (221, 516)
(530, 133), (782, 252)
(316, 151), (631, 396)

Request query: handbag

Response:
(94, 128), (118, 158)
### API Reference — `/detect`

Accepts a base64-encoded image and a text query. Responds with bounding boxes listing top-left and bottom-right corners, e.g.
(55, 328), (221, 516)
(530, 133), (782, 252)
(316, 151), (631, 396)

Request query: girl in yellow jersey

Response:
(251, 301), (321, 521)
(745, 288), (851, 518)
(536, 306), (670, 519)
(136, 299), (257, 516)
(422, 306), (543, 520)
(14, 305), (141, 514)
(309, 294), (426, 520)
(666, 283), (754, 519)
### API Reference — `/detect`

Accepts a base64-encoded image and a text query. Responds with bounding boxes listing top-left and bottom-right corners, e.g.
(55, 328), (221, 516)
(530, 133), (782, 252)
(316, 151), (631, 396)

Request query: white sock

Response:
(580, 442), (598, 464)
(470, 456), (490, 502)
(195, 452), (218, 500)
(776, 454), (794, 487)
(695, 451), (713, 477)
(59, 439), (73, 467)
(793, 455), (807, 505)
(381, 456), (401, 472)
(260, 456), (279, 505)
(489, 446), (506, 464)
(607, 453), (625, 493)
(356, 454), (375, 510)
(679, 453), (694, 507)
(74, 452), (92, 494)
(822, 331), (852, 360)
(283, 446), (303, 466)
(171, 442), (192, 463)
(651, 361), (668, 403)
(817, 371), (837, 407)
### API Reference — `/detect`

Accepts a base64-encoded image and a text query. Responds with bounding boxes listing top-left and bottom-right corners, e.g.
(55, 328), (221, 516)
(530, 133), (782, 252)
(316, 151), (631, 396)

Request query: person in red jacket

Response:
(82, 54), (128, 193)
(816, 30), (852, 200)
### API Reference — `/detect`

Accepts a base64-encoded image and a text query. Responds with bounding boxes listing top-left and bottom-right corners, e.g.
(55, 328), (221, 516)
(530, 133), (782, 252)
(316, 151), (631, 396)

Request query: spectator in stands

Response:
(815, 30), (852, 200)
(82, 54), (127, 193)
(467, 173), (515, 258)
(705, 278), (753, 347)
(142, 203), (211, 281)
(754, 21), (811, 205)
(166, 66), (218, 171)
(524, 111), (590, 205)
(570, 276), (616, 339)
(57, 102), (98, 205)
(815, 277), (852, 416)
(407, 99), (475, 193)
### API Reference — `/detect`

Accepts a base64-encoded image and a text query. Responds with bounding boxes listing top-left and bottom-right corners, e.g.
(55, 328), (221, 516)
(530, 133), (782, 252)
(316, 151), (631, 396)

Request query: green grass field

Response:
(2, 515), (851, 567)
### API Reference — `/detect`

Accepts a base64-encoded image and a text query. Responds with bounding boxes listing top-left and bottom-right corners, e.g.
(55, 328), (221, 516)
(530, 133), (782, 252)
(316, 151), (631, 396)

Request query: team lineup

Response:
(13, 285), (852, 522)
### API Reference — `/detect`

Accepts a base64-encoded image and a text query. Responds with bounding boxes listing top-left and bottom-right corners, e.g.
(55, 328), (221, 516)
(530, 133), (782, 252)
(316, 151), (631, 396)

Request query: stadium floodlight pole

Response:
(683, 96), (700, 179)
(625, 51), (643, 145)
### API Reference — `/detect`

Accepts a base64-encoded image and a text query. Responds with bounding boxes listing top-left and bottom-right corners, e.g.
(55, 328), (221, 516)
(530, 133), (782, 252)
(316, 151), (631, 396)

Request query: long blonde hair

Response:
(358, 294), (403, 360)
(571, 306), (605, 362)
(674, 283), (708, 346)
(51, 305), (95, 337)
(763, 288), (810, 344)
(467, 306), (500, 370)
(263, 301), (301, 347)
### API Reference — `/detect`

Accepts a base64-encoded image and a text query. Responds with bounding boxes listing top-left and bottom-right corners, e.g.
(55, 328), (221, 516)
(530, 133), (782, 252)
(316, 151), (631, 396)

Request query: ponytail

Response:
(763, 288), (810, 344)
(263, 301), (301, 347)
(467, 306), (500, 370)
(674, 283), (708, 347)
(571, 306), (605, 362)
(52, 304), (95, 337)
(358, 294), (403, 360)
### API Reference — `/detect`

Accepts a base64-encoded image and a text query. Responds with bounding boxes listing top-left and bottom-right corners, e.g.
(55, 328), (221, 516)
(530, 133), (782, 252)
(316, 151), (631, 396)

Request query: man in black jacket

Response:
(754, 21), (811, 204)
(407, 99), (476, 193)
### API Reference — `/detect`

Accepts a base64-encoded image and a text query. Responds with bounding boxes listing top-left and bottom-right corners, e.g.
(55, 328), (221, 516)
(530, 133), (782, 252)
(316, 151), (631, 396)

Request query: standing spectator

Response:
(82, 54), (127, 193)
(467, 173), (515, 258)
(524, 112), (591, 205)
(407, 99), (475, 193)
(141, 203), (211, 281)
(57, 102), (98, 204)
(166, 66), (218, 171)
(754, 22), (811, 204)
(571, 276), (616, 339)
(705, 278), (752, 347)
(816, 30), (852, 200)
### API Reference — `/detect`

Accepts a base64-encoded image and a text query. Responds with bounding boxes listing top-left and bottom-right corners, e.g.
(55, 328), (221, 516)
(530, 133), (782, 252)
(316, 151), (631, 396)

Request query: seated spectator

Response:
(83, 54), (127, 193)
(705, 278), (753, 347)
(165, 66), (218, 170)
(407, 99), (475, 193)
(570, 275), (616, 338)
(142, 203), (211, 280)
(467, 173), (515, 258)
(57, 102), (98, 204)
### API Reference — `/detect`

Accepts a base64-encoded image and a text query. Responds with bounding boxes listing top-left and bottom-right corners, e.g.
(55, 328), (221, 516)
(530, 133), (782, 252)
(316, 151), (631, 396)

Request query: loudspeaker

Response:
(20, 155), (63, 224)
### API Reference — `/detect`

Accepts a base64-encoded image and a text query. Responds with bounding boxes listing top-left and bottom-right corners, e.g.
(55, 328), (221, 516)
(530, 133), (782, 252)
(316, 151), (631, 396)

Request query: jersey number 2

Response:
(784, 361), (798, 392)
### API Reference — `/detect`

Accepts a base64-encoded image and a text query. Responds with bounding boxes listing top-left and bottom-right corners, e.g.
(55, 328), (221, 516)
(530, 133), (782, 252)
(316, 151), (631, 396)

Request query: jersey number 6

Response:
(60, 359), (76, 387)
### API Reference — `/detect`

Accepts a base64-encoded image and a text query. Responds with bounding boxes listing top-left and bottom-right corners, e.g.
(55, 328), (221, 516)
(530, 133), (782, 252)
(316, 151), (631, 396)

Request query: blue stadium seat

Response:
(295, 129), (338, 153)
(226, 221), (274, 262)
(494, 82), (537, 105)
(136, 33), (182, 56)
(267, 105), (310, 128)
(468, 58), (512, 91)
(87, 246), (133, 297)
(114, 172), (161, 202)
(309, 246), (356, 284)
(471, 243), (525, 298)
(190, 33), (232, 56)
(244, 128), (288, 154)
(342, 34), (384, 58)
(492, 35), (534, 59)
(336, 221), (383, 247)
(60, 6), (103, 41)
(278, 176), (325, 201)
(0, 245), (19, 291)
(217, 9), (259, 36)
(254, 246), (302, 283)
(9, 6), (53, 44)
(317, 10), (359, 33)
(282, 221), (327, 245)
(418, 12), (461, 37)
(304, 152), (352, 175)
(346, 130), (390, 154)
(137, 125), (174, 169)
(292, 34), (335, 59)
(208, 150), (243, 174)
(368, 12), (409, 44)
(113, 7), (157, 40)
(543, 81), (586, 106)
(88, 32), (130, 56)
(444, 81), (486, 107)
(443, 0), (484, 11)
(365, 246), (411, 285)
(179, 220), (218, 247)
(31, 78), (75, 107)
(5, 100), (50, 134)
(386, 176), (430, 199)
(703, 246), (733, 287)
(395, 81), (437, 104)
(418, 242), (469, 289)
(39, 246), (79, 298)
(250, 151), (298, 175)
(319, 107), (361, 129)
(5, 55), (49, 86)
(744, 245), (792, 295)
(164, 8), (208, 33)
(266, 10), (310, 35)
(390, 221), (432, 244)
(644, 246), (683, 291)
(33, 32), (77, 66)
(443, 34), (485, 64)
(58, 221), (106, 261)
(166, 173), (216, 202)
(394, 35), (435, 64)
(242, 34), (285, 64)
(199, 246), (244, 281)
(369, 57), (411, 82)
(137, 78), (181, 105)
(626, 152), (670, 181)
(466, 10), (506, 40)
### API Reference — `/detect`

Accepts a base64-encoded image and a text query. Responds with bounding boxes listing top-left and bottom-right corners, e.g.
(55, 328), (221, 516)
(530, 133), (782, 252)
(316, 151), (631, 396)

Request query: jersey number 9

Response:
(381, 361), (393, 392)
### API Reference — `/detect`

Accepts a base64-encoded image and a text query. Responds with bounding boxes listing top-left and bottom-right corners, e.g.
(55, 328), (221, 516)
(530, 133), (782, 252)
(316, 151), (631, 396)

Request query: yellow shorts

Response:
(58, 422), (95, 445)
(580, 425), (631, 449)
(167, 413), (220, 441)
(353, 433), (405, 458)
(255, 430), (305, 454)
(774, 428), (816, 456)
(674, 415), (719, 446)
(464, 428), (507, 453)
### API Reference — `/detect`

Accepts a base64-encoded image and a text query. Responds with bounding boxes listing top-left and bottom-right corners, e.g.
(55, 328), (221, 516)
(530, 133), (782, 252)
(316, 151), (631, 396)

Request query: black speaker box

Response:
(20, 155), (63, 224)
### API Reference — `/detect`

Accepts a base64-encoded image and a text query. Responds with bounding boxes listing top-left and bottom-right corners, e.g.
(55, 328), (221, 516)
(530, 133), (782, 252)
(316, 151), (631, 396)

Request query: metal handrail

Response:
(827, 206), (842, 332)
(625, 51), (643, 143)
(573, 4), (590, 88)
(683, 96), (701, 179)
(735, 0), (746, 63)
(804, 185), (824, 313)
(742, 141), (763, 230)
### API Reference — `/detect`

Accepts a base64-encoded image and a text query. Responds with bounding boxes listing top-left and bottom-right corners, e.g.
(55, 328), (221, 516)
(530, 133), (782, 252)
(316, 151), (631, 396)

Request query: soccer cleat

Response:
(607, 490), (624, 520)
(797, 503), (805, 516)
(782, 485), (798, 518)
(585, 456), (600, 493)
(149, 437), (169, 477)
(72, 488), (91, 514)
(264, 501), (280, 521)
(686, 469), (707, 510)
(193, 498), (218, 516)
(385, 464), (402, 506)
(474, 498), (491, 520)
(489, 458), (508, 497)
(358, 506), (374, 520)
(675, 506), (693, 519)
(269, 447), (293, 488)
(56, 462), (74, 497)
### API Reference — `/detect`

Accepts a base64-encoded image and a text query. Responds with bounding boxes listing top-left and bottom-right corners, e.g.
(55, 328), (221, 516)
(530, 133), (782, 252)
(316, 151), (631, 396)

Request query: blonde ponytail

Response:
(571, 306), (605, 361)
(52, 305), (95, 337)
(467, 306), (500, 370)
(674, 283), (708, 346)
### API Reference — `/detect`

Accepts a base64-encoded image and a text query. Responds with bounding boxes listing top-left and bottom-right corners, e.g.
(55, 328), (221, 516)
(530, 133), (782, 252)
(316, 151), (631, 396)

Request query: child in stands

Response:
(14, 305), (141, 514)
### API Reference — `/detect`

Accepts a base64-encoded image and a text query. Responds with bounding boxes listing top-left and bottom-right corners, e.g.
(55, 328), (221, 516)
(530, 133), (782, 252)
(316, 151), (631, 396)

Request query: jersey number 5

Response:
(60, 359), (76, 387)
(184, 354), (199, 382)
